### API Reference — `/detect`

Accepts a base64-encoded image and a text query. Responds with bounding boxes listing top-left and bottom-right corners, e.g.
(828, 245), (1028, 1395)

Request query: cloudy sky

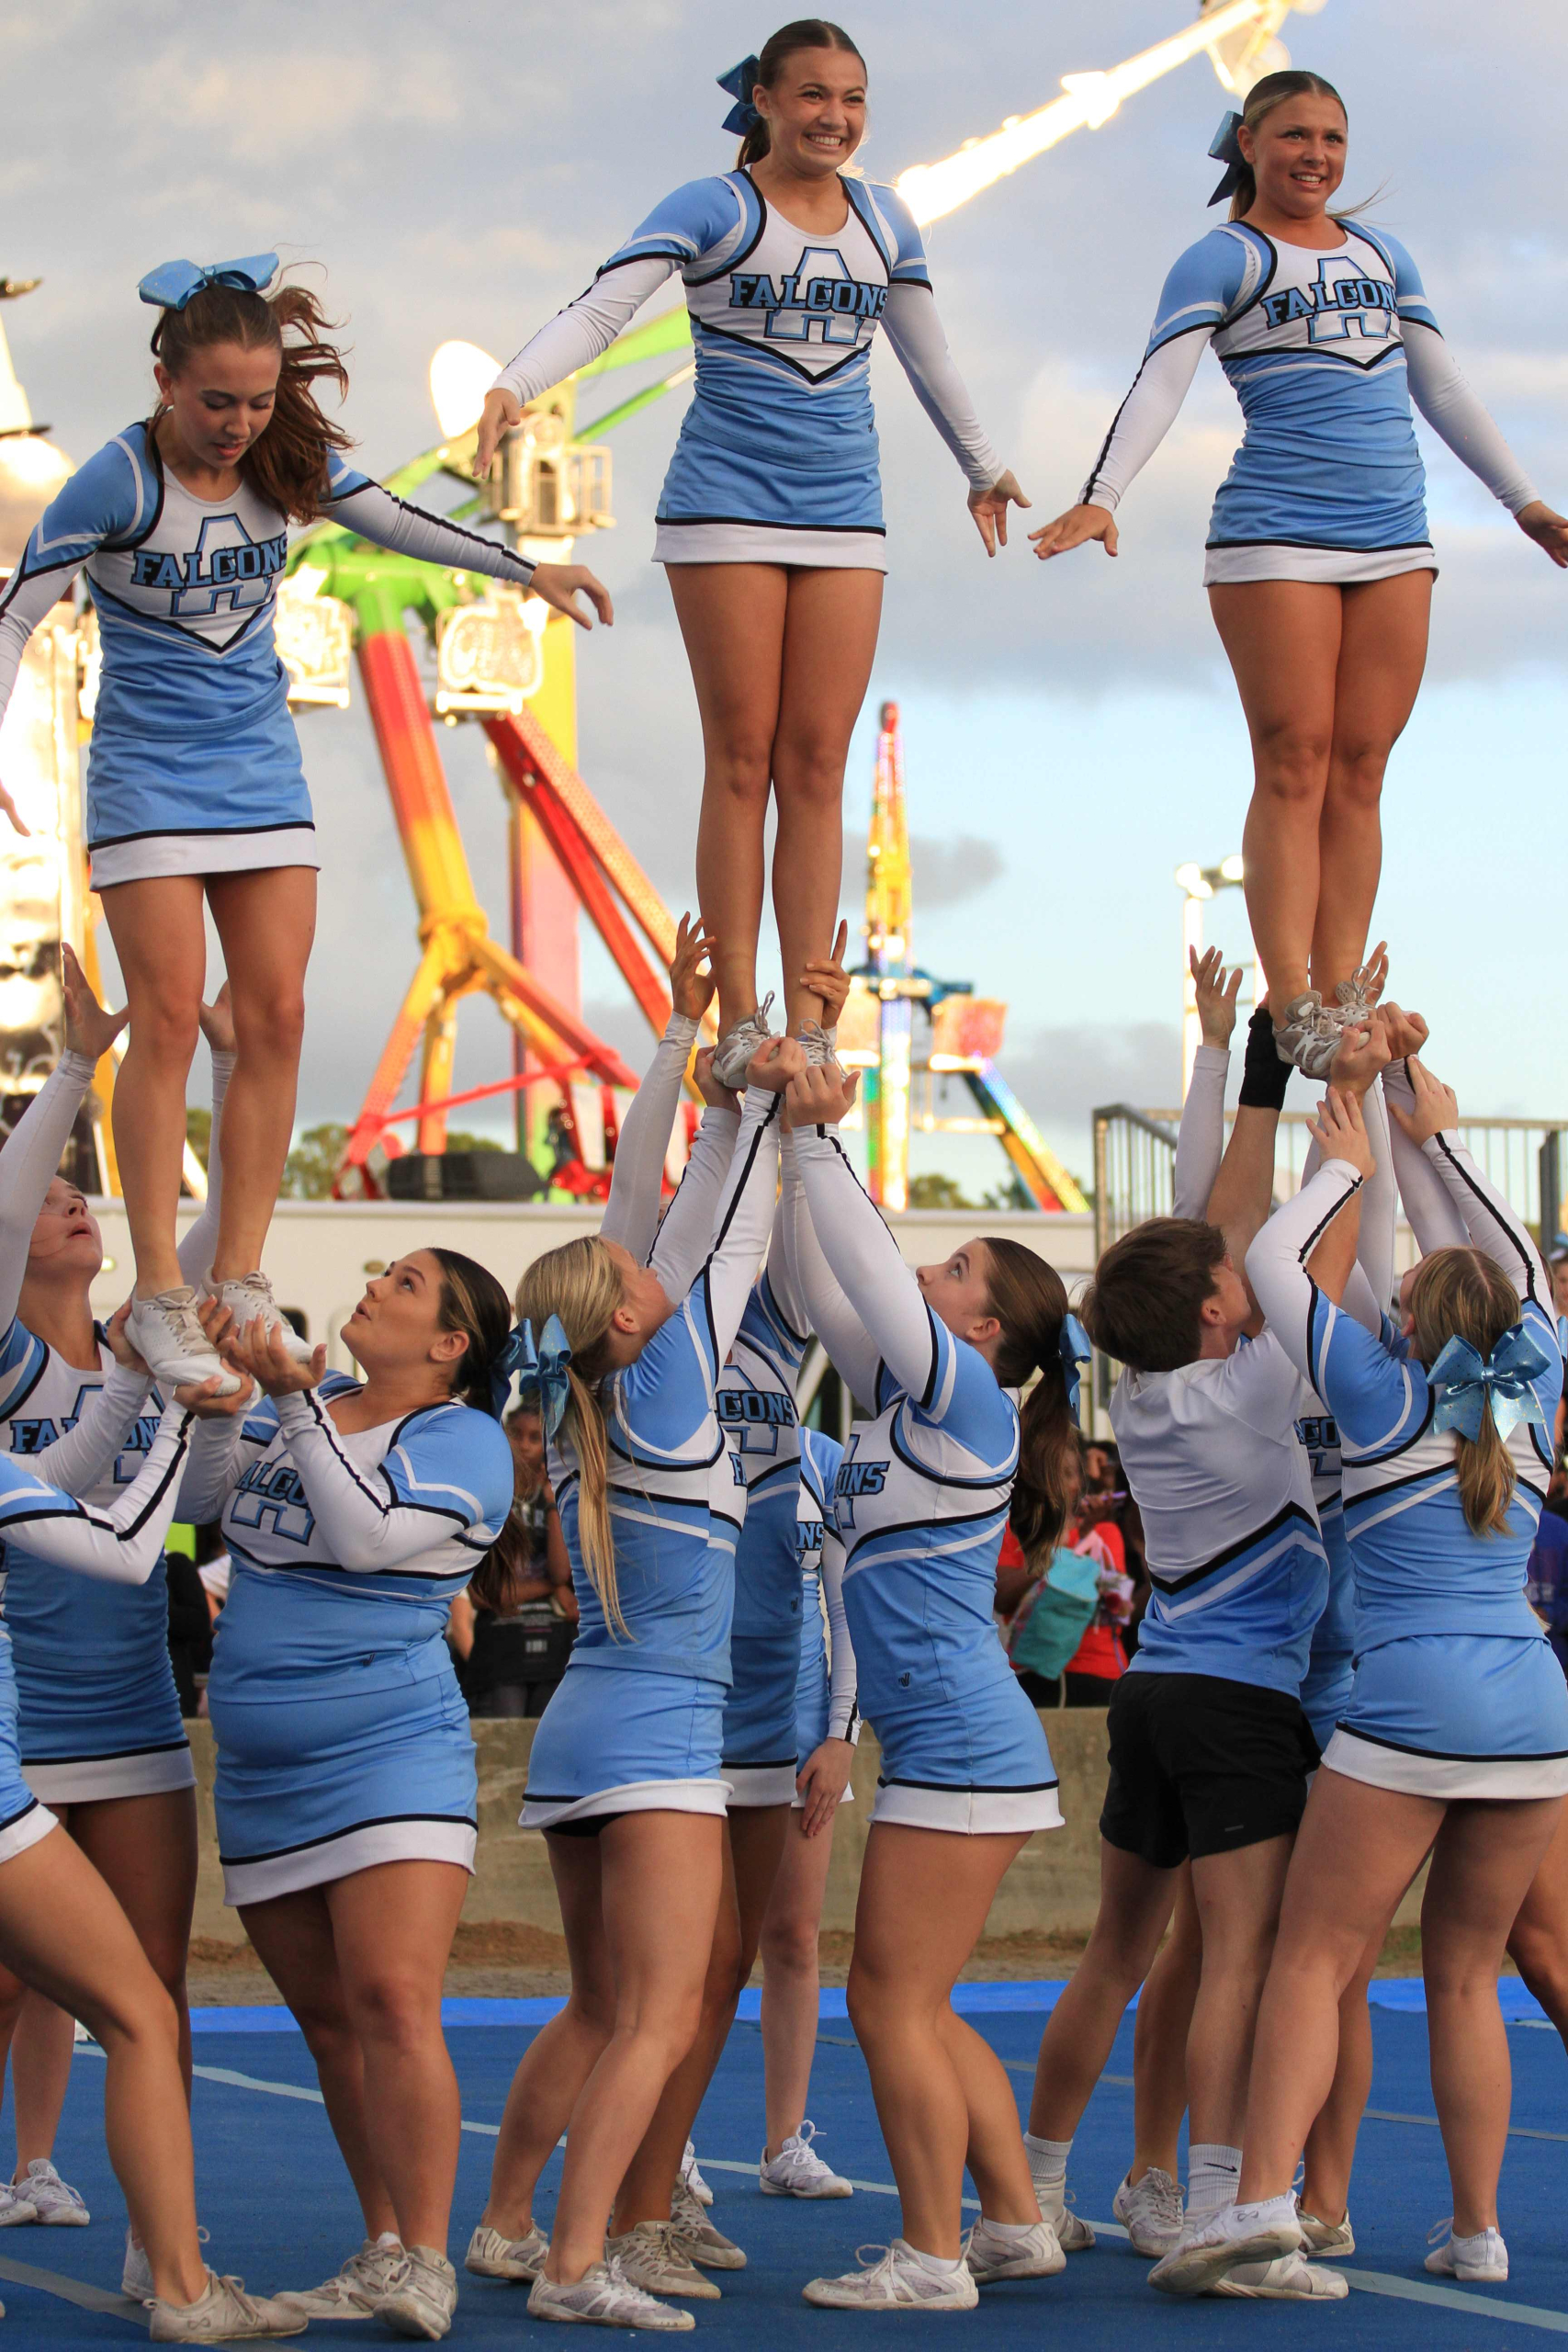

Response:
(5, 0), (1565, 1193)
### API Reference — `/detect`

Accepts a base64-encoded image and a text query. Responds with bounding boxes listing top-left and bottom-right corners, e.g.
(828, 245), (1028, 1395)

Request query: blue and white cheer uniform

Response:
(785, 1127), (1058, 1836)
(1247, 1136), (1568, 1798)
(0, 431), (540, 886)
(522, 1088), (782, 1829)
(494, 170), (1000, 569)
(0, 1401), (194, 1865)
(181, 1377), (513, 1904)
(0, 1047), (229, 1801)
(1083, 220), (1538, 584)
(795, 1429), (857, 1807)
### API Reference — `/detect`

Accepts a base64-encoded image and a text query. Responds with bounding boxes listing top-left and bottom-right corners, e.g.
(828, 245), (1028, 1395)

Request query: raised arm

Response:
(777, 1128), (881, 1407)
(269, 1392), (513, 1573)
(1173, 948), (1242, 1219)
(694, 1089), (785, 1372)
(1381, 1035), (1468, 1256)
(0, 1401), (193, 1586)
(1403, 1069), (1551, 1309)
(787, 1097), (943, 1410)
(601, 1013), (702, 1262)
(647, 1105), (739, 1307)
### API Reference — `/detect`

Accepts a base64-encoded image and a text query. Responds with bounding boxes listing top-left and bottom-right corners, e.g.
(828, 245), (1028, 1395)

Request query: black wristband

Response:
(1238, 1004), (1292, 1111)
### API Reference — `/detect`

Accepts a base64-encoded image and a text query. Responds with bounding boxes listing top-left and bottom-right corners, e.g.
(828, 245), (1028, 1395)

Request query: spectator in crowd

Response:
(449, 1401), (577, 1717)
(1000, 1439), (1136, 1706)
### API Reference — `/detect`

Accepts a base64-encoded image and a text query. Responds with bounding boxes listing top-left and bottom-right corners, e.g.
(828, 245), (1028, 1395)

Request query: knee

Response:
(231, 982), (306, 1066)
(126, 989), (201, 1069)
(845, 1962), (904, 2046)
(564, 1985), (618, 2047)
(1251, 722), (1332, 809)
(344, 1971), (438, 2054)
(760, 1914), (818, 1977)
(704, 736), (774, 809)
(89, 1973), (181, 2055)
(1325, 738), (1389, 815)
(773, 732), (848, 814)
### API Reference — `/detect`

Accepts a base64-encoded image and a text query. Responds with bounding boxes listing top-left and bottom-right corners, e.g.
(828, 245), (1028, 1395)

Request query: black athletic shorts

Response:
(1100, 1669), (1319, 1869)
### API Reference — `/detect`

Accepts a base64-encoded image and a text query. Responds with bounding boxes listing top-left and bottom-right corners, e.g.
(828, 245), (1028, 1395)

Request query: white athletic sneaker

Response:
(464, 2220), (547, 2280)
(803, 2240), (979, 2312)
(1038, 2191), (1094, 2253)
(710, 995), (776, 1091)
(148, 2270), (307, 2342)
(679, 2141), (713, 2207)
(123, 2228), (155, 2301)
(276, 2232), (404, 2315)
(1272, 990), (1347, 1080)
(608, 2220), (721, 2301)
(373, 2245), (457, 2339)
(1298, 2201), (1355, 2257)
(127, 1288), (239, 1393)
(1214, 2252), (1348, 2300)
(527, 2255), (694, 2330)
(14, 2159), (88, 2226)
(964, 2216), (1065, 2282)
(1113, 2166), (1183, 2258)
(1148, 2196), (1305, 2298)
(0, 2181), (37, 2228)
(795, 1019), (840, 1072)
(208, 1272), (312, 1363)
(1426, 2220), (1508, 2282)
(671, 2176), (745, 2269)
(760, 2120), (852, 2199)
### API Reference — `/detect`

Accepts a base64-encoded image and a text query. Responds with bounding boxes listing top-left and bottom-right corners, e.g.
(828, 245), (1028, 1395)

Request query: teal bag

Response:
(1009, 1549), (1098, 1683)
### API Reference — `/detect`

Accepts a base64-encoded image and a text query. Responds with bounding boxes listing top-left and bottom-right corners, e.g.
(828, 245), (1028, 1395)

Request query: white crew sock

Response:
(975, 2216), (1041, 2243)
(1023, 2132), (1071, 2213)
(900, 2240), (964, 2276)
(1187, 2143), (1244, 2224)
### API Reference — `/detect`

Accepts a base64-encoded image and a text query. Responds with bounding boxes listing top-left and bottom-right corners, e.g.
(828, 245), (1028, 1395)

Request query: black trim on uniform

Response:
(220, 1809), (477, 1867)
(1145, 1498), (1319, 1598)
(879, 1773), (1060, 1793)
(655, 511), (886, 535)
(1336, 1722), (1568, 1765)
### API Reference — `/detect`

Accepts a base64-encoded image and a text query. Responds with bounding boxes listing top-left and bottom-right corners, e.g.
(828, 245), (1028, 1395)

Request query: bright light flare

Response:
(429, 340), (502, 439)
(895, 0), (1292, 227)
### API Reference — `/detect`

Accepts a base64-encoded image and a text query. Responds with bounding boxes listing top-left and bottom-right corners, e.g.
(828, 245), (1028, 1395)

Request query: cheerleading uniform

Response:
(1082, 221), (1538, 585)
(1173, 1044), (1398, 1750)
(493, 171), (1000, 570)
(0, 430), (540, 886)
(0, 1047), (233, 1800)
(784, 1125), (1057, 1836)
(0, 1401), (194, 1868)
(1247, 1136), (1568, 1799)
(521, 1087), (782, 1830)
(794, 1429), (857, 1809)
(180, 1378), (514, 1905)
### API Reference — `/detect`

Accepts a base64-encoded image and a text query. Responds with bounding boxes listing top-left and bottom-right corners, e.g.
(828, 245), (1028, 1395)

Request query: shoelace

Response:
(595, 2252), (662, 2312)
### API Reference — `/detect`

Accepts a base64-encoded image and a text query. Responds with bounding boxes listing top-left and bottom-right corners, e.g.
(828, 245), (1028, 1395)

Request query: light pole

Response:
(1176, 855), (1246, 1094)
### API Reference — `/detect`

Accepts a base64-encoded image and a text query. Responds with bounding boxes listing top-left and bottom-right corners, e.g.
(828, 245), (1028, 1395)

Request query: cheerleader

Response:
(176, 1250), (522, 2342)
(1032, 71), (1567, 1075)
(478, 20), (1023, 1081)
(0, 254), (610, 1392)
(1164, 1060), (1566, 2294)
(779, 1060), (1077, 2312)
(0, 954), (233, 2281)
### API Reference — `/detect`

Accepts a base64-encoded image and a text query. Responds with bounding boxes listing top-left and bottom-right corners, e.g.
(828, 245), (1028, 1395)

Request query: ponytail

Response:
(148, 275), (350, 523)
(515, 1237), (629, 1639)
(1410, 1247), (1522, 1537)
(728, 19), (866, 168)
(980, 1236), (1078, 1559)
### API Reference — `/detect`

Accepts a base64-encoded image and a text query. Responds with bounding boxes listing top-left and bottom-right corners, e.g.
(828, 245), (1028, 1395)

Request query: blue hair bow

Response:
(1059, 1312), (1093, 1420)
(502, 1314), (573, 1435)
(1427, 1325), (1551, 1444)
(137, 253), (279, 311)
(1207, 109), (1248, 208)
(717, 54), (762, 135)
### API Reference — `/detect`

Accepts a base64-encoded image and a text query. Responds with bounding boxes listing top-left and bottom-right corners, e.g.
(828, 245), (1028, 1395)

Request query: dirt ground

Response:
(186, 1919), (1438, 2008)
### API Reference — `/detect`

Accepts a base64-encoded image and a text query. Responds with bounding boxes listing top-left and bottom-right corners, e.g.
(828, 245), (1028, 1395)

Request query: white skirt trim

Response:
(1203, 541), (1438, 588)
(871, 1779), (1064, 1836)
(1324, 1726), (1568, 1801)
(521, 1776), (731, 1831)
(0, 1800), (57, 1870)
(89, 822), (321, 889)
(26, 1743), (196, 1804)
(220, 1815), (476, 1907)
(654, 519), (887, 571)
(724, 1763), (799, 1809)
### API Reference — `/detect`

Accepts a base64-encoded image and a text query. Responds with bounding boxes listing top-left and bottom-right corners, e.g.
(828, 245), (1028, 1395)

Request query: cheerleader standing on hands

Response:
(1032, 72), (1567, 1075)
(479, 20), (1024, 1082)
(0, 255), (609, 1393)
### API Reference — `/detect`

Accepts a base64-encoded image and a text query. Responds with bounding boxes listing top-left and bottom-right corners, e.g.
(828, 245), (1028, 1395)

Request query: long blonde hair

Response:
(515, 1237), (629, 1637)
(1411, 1247), (1522, 1537)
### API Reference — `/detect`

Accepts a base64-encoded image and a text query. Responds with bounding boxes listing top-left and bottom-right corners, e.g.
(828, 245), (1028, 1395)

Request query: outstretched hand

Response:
(528, 564), (614, 632)
(747, 1036), (807, 1094)
(1386, 1054), (1459, 1148)
(1326, 1016), (1391, 1100)
(1310, 1084), (1375, 1179)
(1517, 499), (1568, 569)
(669, 914), (717, 1023)
(475, 388), (522, 476)
(692, 1046), (739, 1115)
(198, 979), (236, 1059)
(222, 1319), (327, 1398)
(61, 943), (127, 1066)
(968, 469), (1031, 557)
(1190, 946), (1242, 1048)
(786, 1061), (860, 1128)
(799, 920), (852, 1027)
(1030, 502), (1118, 562)
(1378, 1001), (1429, 1063)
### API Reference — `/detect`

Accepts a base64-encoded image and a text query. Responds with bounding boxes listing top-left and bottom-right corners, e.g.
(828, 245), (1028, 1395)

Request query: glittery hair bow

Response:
(1427, 1325), (1551, 1443)
(137, 253), (279, 311)
(1058, 1312), (1093, 1419)
(1207, 110), (1249, 208)
(717, 54), (762, 135)
(496, 1315), (573, 1431)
